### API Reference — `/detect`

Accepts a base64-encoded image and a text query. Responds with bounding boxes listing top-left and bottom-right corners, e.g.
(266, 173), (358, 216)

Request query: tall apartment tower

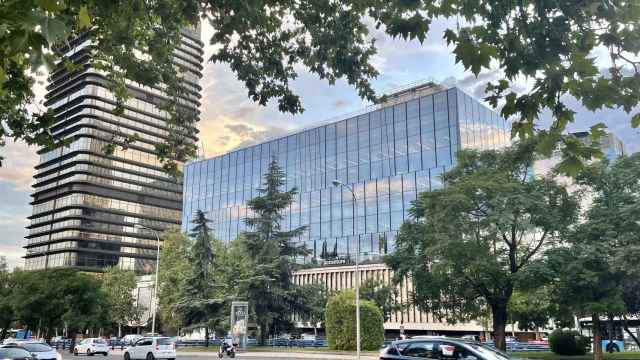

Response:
(24, 28), (204, 272)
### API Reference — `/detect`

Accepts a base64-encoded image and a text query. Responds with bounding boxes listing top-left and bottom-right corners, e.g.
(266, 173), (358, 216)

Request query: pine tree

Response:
(240, 158), (309, 344)
(174, 210), (223, 347)
(188, 210), (214, 292)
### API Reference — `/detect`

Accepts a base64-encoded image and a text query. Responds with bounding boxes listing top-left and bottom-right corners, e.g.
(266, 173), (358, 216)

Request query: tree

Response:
(360, 278), (400, 322)
(0, 257), (16, 341)
(10, 270), (108, 348)
(325, 289), (384, 351)
(545, 153), (640, 360)
(174, 210), (223, 347)
(158, 229), (191, 333)
(3, 1), (639, 173)
(296, 283), (329, 337)
(385, 140), (578, 351)
(101, 266), (138, 338)
(239, 158), (308, 344)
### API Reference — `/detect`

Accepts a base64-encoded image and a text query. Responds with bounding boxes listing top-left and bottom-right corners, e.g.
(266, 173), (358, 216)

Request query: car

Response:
(73, 338), (109, 356)
(379, 336), (511, 360)
(0, 346), (34, 360)
(121, 335), (143, 346)
(124, 337), (176, 360)
(2, 342), (61, 360)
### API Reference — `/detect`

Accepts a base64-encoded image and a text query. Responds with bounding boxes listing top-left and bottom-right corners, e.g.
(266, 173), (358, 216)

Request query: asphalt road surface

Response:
(57, 350), (376, 360)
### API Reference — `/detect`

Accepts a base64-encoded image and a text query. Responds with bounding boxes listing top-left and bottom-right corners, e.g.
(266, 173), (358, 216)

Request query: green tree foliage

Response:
(158, 228), (191, 333)
(549, 329), (590, 356)
(545, 153), (640, 360)
(385, 140), (578, 351)
(101, 266), (138, 338)
(9, 270), (109, 345)
(174, 210), (224, 346)
(296, 283), (330, 337)
(239, 158), (308, 344)
(0, 257), (16, 341)
(360, 278), (400, 322)
(325, 289), (384, 351)
(2, 2), (638, 173)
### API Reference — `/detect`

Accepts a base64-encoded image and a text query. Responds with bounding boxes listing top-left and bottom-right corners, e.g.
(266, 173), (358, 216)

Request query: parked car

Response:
(0, 346), (33, 360)
(73, 338), (109, 356)
(2, 342), (61, 360)
(379, 336), (511, 360)
(124, 337), (176, 360)
(121, 335), (144, 346)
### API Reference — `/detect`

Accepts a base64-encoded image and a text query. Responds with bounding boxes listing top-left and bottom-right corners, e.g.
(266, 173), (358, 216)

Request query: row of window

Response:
(25, 252), (156, 272)
(27, 229), (161, 248)
(34, 162), (180, 194)
(36, 153), (178, 182)
(31, 193), (181, 221)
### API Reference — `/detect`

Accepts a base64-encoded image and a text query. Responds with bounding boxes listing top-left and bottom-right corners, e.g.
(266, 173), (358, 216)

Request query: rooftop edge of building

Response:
(188, 81), (455, 165)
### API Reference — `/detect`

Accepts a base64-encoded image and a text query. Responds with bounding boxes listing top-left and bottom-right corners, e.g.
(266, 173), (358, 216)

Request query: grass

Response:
(513, 352), (640, 360)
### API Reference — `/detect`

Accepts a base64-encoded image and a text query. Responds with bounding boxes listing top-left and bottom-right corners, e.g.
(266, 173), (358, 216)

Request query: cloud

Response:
(0, 140), (38, 191)
(0, 182), (31, 270)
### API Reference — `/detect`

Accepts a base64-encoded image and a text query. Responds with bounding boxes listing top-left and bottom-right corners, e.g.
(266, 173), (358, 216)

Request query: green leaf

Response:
(78, 6), (91, 29)
(0, 66), (5, 85)
(632, 113), (640, 128)
(37, 0), (65, 12)
(40, 16), (67, 45)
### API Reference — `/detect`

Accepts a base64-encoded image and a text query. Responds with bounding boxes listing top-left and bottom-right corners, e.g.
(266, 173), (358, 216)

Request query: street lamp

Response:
(134, 224), (161, 337)
(331, 180), (360, 360)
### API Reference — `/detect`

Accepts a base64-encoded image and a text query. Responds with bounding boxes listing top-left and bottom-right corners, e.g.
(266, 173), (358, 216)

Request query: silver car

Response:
(379, 337), (511, 360)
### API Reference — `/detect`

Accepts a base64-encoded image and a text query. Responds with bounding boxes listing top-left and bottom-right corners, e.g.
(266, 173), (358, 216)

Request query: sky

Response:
(0, 19), (638, 269)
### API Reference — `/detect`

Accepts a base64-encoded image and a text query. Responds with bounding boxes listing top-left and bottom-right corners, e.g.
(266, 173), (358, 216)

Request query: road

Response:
(57, 350), (377, 360)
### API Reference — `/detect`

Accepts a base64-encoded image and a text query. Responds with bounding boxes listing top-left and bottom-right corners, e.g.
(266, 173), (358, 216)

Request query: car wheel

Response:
(103, 353), (108, 356)
(87, 349), (93, 356)
(124, 352), (131, 360)
(146, 353), (155, 360)
(74, 349), (78, 356)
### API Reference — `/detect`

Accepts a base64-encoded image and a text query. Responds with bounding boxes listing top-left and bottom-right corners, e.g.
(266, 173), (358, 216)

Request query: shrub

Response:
(549, 329), (590, 355)
(325, 289), (384, 351)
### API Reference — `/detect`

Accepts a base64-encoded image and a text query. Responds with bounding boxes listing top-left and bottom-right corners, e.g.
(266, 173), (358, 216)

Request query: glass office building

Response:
(182, 84), (510, 264)
(24, 28), (204, 272)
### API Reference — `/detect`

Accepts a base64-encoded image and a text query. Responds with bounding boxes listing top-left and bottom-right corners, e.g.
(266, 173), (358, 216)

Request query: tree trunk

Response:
(593, 313), (603, 360)
(118, 324), (122, 339)
(68, 330), (76, 354)
(491, 303), (508, 351)
(204, 327), (209, 347)
(623, 315), (640, 348)
(259, 322), (267, 346)
(607, 314), (615, 353)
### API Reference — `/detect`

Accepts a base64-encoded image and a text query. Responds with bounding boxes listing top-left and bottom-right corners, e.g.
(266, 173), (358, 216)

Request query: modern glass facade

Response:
(24, 28), (204, 272)
(183, 85), (510, 264)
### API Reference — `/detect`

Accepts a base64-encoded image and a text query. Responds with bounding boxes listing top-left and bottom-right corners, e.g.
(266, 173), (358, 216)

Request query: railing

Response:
(267, 338), (328, 348)
(483, 341), (551, 352)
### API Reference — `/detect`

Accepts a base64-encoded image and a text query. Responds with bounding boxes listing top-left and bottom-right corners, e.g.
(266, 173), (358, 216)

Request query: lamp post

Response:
(134, 224), (160, 336)
(331, 180), (360, 360)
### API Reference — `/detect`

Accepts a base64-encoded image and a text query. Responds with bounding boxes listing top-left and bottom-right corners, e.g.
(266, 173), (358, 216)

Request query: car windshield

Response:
(156, 338), (172, 345)
(21, 344), (52, 352)
(93, 339), (106, 344)
(0, 348), (32, 358)
(467, 343), (511, 360)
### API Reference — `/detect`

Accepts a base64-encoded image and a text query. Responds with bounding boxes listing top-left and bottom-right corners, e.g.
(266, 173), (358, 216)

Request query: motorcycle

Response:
(217, 342), (236, 358)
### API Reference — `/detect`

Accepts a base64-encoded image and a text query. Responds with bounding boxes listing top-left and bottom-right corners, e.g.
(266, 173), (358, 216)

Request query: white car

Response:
(124, 337), (175, 360)
(121, 335), (143, 346)
(2, 342), (61, 360)
(73, 338), (109, 356)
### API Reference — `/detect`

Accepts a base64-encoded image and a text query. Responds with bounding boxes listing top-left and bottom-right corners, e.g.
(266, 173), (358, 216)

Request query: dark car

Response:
(379, 336), (511, 360)
(0, 347), (34, 360)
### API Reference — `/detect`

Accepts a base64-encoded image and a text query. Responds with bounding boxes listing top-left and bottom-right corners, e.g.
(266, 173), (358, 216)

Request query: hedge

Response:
(325, 289), (384, 351)
(549, 329), (590, 355)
